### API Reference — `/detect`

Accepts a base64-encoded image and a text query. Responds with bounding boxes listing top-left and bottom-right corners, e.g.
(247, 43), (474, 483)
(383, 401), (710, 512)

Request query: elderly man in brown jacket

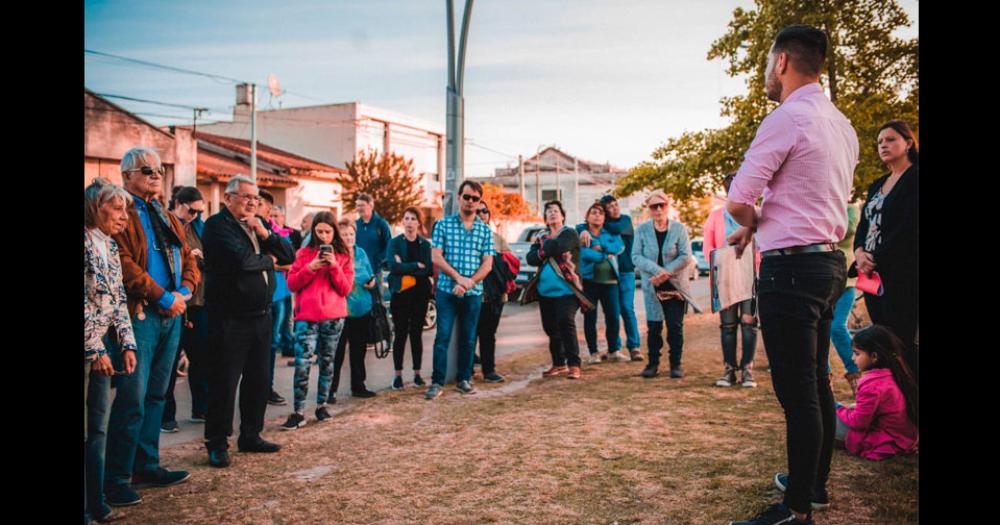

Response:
(104, 146), (200, 508)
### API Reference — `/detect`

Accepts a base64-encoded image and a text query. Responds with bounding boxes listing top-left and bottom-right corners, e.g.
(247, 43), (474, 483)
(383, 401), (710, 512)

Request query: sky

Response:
(84, 0), (918, 179)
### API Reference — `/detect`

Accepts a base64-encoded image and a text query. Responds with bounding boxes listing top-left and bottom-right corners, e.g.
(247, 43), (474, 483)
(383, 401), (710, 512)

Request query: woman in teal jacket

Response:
(330, 218), (378, 399)
(578, 202), (625, 364)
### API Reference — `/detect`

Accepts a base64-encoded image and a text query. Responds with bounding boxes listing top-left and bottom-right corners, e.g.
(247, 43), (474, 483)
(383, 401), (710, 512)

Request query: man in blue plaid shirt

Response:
(425, 180), (495, 399)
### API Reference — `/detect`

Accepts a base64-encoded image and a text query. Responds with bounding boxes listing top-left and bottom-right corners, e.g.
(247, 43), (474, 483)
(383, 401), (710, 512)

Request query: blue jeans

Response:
(431, 289), (482, 385)
(85, 363), (113, 521)
(828, 286), (859, 374)
(617, 272), (641, 350)
(105, 310), (182, 486)
(583, 281), (622, 354)
(269, 297), (294, 389)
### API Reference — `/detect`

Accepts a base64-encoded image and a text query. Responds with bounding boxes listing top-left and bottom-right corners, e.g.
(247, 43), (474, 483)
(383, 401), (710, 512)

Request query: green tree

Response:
(616, 0), (918, 202)
(338, 148), (425, 225)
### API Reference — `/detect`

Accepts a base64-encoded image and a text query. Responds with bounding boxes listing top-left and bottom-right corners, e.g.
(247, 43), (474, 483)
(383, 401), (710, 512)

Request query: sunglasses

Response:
(126, 165), (166, 176)
(477, 209), (490, 215)
(187, 206), (205, 217)
(461, 193), (481, 203)
(648, 202), (666, 210)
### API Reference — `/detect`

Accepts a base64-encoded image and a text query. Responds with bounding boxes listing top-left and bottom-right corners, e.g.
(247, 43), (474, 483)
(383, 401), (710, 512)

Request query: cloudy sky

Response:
(85, 0), (918, 178)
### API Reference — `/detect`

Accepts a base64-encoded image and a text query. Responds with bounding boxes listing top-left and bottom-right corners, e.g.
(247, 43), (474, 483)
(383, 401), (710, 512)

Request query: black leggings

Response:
(332, 314), (370, 395)
(390, 291), (428, 372)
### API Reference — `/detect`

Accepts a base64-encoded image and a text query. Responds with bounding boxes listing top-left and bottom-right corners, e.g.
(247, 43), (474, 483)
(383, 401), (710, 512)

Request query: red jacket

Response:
(836, 368), (918, 460)
(287, 246), (354, 322)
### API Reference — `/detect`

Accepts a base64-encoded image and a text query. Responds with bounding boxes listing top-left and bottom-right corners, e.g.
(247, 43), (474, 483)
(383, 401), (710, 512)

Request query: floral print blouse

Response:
(84, 228), (137, 361)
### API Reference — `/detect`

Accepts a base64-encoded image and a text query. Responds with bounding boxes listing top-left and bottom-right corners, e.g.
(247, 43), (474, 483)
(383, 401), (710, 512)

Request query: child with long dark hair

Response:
(281, 212), (353, 430)
(834, 325), (918, 460)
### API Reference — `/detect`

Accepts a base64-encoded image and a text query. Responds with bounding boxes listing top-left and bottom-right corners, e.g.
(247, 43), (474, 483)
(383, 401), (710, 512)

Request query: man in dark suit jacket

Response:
(201, 175), (294, 468)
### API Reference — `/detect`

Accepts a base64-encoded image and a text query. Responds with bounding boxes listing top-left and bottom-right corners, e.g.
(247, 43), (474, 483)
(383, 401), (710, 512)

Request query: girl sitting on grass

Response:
(835, 325), (918, 460)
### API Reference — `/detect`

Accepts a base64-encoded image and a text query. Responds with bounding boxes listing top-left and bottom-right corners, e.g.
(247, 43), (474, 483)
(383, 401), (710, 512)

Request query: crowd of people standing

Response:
(85, 25), (917, 525)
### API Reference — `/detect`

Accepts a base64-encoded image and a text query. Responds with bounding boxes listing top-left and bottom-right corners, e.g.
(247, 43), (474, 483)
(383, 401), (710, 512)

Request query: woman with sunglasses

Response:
(632, 190), (696, 378)
(474, 203), (515, 383)
(160, 186), (210, 432)
(578, 202), (626, 365)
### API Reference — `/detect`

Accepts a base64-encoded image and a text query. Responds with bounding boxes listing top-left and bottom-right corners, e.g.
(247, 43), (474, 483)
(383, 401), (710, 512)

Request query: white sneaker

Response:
(609, 351), (630, 363)
(588, 354), (602, 364)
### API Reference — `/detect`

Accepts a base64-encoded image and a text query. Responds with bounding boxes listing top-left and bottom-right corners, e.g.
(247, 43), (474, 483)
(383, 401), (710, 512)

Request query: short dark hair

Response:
(169, 186), (204, 210)
(598, 194), (617, 206)
(457, 180), (484, 197)
(773, 25), (828, 77)
(258, 189), (274, 205)
(586, 201), (607, 221)
(878, 120), (919, 165)
(543, 200), (565, 220)
(356, 193), (374, 204)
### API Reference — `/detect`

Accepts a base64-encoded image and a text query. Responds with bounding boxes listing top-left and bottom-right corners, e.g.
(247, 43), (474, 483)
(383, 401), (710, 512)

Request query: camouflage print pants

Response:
(293, 319), (346, 413)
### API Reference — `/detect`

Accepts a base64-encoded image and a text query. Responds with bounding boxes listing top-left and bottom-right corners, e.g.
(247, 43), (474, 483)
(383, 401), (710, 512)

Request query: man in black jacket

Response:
(201, 175), (295, 468)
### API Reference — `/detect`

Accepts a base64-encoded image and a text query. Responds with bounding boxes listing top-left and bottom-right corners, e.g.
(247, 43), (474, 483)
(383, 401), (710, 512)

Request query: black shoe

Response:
(281, 412), (306, 431)
(774, 474), (831, 510)
(190, 413), (206, 423)
(131, 467), (190, 488)
(483, 372), (505, 383)
(268, 390), (288, 406)
(208, 449), (231, 468)
(728, 503), (813, 525)
(392, 376), (404, 390)
(160, 420), (179, 433)
(352, 389), (377, 398)
(315, 405), (332, 422)
(413, 375), (426, 387)
(104, 484), (142, 507)
(238, 436), (281, 453)
(670, 367), (684, 378)
(641, 366), (659, 378)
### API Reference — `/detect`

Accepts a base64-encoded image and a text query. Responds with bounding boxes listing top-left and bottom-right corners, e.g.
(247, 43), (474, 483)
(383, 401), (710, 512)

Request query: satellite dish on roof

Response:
(267, 74), (283, 97)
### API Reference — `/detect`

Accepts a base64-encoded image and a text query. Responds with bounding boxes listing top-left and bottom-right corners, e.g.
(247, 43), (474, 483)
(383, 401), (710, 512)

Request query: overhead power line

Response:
(95, 93), (209, 112)
(85, 49), (246, 84)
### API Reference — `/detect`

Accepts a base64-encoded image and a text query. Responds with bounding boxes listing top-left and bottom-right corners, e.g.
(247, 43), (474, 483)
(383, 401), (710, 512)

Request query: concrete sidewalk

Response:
(159, 276), (710, 448)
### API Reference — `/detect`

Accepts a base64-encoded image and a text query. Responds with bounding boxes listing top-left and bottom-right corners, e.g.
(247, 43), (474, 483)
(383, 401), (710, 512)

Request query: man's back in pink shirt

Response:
(728, 82), (859, 252)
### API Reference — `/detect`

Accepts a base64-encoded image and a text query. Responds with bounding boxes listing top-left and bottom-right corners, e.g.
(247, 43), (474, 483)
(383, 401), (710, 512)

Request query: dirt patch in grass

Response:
(122, 312), (917, 524)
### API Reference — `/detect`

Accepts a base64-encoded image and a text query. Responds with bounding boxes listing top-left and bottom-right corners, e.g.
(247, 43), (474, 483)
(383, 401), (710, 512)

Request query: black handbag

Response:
(366, 287), (392, 358)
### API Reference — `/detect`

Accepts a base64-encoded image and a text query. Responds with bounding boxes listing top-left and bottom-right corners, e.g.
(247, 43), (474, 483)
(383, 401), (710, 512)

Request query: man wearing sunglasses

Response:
(105, 147), (201, 507)
(425, 181), (495, 399)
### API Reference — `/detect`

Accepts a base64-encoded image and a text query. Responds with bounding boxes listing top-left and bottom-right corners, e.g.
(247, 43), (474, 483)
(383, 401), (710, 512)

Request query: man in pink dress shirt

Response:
(726, 25), (859, 525)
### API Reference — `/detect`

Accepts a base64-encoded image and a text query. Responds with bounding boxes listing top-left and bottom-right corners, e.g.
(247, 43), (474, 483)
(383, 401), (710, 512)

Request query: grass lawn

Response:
(126, 312), (918, 524)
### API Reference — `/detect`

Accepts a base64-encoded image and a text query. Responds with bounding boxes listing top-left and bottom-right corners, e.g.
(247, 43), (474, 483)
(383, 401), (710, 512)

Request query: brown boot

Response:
(542, 365), (568, 378)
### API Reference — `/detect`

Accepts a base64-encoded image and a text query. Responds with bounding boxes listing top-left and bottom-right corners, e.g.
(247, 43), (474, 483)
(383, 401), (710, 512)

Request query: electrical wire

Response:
(85, 49), (246, 84)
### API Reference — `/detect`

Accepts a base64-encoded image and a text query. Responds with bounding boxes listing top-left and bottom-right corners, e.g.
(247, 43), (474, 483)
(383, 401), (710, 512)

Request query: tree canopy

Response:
(337, 149), (426, 225)
(615, 0), (918, 203)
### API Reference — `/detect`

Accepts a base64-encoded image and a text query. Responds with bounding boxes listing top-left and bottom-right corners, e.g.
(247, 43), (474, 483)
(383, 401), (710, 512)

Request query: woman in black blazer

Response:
(854, 120), (919, 377)
(386, 207), (433, 389)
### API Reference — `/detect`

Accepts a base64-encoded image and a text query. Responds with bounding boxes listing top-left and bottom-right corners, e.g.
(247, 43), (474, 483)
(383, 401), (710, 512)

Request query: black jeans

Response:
(538, 295), (581, 367)
(864, 273), (919, 379)
(646, 298), (686, 369)
(719, 298), (758, 369)
(757, 251), (846, 515)
(390, 291), (429, 372)
(204, 310), (271, 451)
(332, 314), (370, 394)
(163, 306), (211, 423)
(477, 299), (504, 375)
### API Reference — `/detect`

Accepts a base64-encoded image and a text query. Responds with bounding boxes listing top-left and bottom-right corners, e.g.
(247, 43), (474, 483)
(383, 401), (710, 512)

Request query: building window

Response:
(542, 189), (561, 201)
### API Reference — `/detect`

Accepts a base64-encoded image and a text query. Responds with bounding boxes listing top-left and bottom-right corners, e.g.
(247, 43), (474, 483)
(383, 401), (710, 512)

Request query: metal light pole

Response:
(250, 83), (257, 183)
(442, 0), (475, 385)
(444, 0), (474, 216)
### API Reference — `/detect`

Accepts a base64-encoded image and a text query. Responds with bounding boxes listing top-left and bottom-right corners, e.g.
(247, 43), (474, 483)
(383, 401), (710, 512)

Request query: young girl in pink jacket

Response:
(281, 212), (354, 430)
(835, 325), (919, 460)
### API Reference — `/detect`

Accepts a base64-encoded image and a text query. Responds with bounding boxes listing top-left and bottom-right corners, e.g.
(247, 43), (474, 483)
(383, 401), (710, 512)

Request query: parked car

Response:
(691, 237), (710, 276)
(508, 224), (547, 300)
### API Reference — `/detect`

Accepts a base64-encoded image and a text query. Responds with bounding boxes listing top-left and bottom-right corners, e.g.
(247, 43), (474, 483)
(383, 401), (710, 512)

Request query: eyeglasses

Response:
(648, 202), (666, 210)
(477, 209), (490, 216)
(125, 166), (165, 176)
(461, 193), (481, 203)
(228, 192), (261, 203)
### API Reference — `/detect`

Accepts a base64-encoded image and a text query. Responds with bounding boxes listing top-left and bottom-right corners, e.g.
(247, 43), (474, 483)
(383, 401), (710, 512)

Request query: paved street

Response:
(159, 275), (710, 447)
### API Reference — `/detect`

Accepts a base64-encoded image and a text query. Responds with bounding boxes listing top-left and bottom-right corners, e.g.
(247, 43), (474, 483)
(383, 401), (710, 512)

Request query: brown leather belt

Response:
(760, 243), (838, 258)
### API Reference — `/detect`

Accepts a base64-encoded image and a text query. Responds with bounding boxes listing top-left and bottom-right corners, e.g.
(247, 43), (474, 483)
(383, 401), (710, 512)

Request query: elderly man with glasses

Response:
(201, 175), (295, 468)
(104, 147), (200, 507)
